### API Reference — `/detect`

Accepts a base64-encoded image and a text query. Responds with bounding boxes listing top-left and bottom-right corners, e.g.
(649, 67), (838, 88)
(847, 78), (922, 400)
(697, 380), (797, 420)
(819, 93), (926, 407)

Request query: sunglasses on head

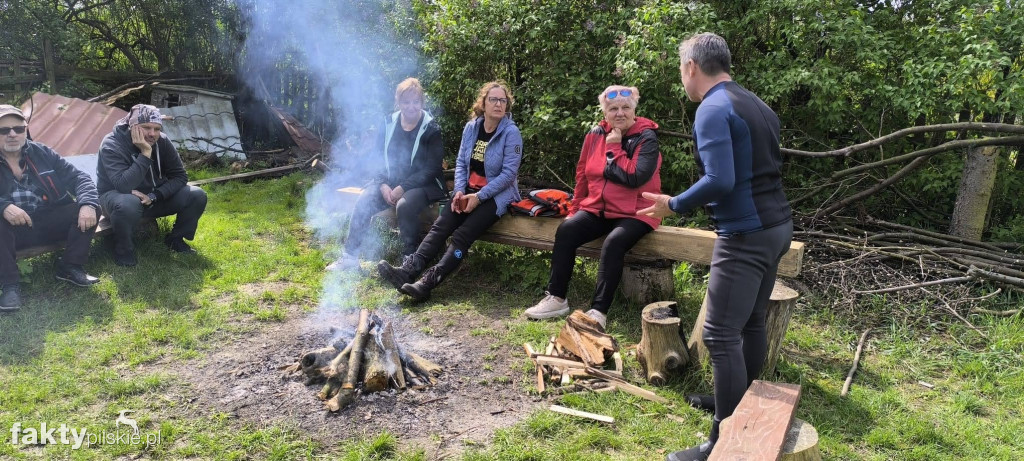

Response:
(606, 89), (633, 100)
(0, 126), (27, 135)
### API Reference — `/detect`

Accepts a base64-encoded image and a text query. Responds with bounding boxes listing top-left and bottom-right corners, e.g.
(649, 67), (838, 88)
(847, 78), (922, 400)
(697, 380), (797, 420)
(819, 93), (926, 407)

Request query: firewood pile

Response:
(524, 311), (668, 405)
(280, 309), (442, 412)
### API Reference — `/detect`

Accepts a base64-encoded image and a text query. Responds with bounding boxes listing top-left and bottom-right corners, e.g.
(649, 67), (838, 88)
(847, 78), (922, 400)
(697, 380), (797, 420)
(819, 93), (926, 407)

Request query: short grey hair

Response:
(678, 33), (731, 76)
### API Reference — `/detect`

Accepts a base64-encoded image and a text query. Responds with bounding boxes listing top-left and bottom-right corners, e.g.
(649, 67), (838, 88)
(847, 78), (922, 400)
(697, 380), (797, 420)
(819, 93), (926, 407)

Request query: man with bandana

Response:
(97, 104), (207, 266)
(0, 105), (101, 312)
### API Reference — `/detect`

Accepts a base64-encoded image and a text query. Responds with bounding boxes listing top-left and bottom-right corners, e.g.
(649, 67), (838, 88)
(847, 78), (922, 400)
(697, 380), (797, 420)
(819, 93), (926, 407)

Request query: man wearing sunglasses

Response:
(0, 105), (102, 312)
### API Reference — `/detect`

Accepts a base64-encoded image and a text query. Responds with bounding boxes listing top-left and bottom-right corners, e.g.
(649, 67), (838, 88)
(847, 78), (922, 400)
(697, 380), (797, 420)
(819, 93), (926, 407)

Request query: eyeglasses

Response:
(487, 97), (509, 106)
(606, 89), (633, 100)
(0, 126), (27, 136)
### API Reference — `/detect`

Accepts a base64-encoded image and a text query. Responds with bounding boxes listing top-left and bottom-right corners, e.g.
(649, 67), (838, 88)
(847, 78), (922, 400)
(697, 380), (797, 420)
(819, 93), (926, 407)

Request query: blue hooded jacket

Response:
(454, 115), (523, 216)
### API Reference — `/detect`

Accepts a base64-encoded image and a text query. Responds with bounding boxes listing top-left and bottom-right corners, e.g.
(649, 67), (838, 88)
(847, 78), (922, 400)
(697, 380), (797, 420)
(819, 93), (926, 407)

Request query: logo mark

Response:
(115, 410), (139, 436)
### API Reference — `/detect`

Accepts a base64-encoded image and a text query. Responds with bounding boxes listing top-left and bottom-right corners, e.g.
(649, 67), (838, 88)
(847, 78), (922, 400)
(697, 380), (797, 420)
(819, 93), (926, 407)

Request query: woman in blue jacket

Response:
(378, 81), (522, 301)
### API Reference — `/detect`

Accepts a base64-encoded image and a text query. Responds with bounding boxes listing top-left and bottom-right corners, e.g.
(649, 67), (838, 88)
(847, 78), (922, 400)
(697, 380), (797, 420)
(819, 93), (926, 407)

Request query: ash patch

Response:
(173, 305), (540, 455)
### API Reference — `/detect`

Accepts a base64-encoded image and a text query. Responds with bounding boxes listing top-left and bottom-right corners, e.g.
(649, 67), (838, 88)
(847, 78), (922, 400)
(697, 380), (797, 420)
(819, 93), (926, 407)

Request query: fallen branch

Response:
(549, 405), (614, 424)
(832, 135), (1024, 179)
(853, 276), (973, 295)
(841, 328), (870, 397)
(584, 367), (669, 404)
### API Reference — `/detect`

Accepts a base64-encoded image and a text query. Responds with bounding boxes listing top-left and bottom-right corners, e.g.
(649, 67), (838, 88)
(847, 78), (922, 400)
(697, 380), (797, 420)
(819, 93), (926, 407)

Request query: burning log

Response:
(285, 310), (443, 412)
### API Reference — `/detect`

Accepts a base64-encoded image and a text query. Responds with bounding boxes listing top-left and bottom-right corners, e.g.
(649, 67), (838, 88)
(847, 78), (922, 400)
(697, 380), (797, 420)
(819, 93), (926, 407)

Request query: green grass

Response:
(2, 173), (1023, 459)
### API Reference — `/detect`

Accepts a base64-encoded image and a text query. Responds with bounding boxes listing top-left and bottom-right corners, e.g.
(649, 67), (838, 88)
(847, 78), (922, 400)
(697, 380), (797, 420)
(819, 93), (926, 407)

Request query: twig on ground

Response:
(841, 328), (870, 397)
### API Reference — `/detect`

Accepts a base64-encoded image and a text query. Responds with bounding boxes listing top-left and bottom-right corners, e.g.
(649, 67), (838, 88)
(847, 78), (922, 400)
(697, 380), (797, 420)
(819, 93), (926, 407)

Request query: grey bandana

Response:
(118, 104), (164, 127)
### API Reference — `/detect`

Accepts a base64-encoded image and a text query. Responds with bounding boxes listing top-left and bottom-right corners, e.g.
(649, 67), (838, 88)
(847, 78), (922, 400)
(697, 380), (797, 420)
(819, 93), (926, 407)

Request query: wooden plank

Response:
(334, 188), (804, 275)
(187, 164), (302, 186)
(709, 380), (802, 461)
(549, 405), (614, 424)
(15, 217), (155, 260)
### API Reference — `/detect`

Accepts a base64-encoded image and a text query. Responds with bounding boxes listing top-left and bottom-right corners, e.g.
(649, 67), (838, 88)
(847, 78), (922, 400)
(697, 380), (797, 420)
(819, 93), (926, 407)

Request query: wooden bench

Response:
(711, 380), (820, 461)
(15, 217), (158, 260)
(336, 187), (805, 376)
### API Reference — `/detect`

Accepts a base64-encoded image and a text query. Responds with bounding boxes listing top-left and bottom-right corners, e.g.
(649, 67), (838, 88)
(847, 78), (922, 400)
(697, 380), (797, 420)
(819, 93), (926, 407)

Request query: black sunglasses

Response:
(0, 126), (27, 135)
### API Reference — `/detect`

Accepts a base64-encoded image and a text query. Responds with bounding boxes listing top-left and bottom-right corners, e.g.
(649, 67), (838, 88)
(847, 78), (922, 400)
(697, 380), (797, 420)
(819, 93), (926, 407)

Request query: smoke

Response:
(236, 0), (424, 312)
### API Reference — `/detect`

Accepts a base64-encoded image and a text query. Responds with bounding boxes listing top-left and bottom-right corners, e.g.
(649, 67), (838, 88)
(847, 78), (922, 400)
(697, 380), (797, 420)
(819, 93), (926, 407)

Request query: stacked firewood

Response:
(281, 309), (442, 412)
(524, 311), (668, 405)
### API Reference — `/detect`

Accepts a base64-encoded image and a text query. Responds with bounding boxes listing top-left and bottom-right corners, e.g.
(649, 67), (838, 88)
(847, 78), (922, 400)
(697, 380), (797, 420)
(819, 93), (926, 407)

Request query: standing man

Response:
(97, 104), (207, 266)
(639, 33), (793, 461)
(0, 105), (101, 312)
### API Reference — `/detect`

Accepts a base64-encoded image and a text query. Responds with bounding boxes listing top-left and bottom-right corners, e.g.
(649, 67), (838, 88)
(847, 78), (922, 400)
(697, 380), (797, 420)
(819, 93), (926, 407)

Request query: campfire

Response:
(280, 309), (442, 412)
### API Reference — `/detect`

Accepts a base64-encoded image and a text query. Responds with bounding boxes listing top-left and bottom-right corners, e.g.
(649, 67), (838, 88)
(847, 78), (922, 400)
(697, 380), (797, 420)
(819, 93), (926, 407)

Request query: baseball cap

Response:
(0, 105), (26, 122)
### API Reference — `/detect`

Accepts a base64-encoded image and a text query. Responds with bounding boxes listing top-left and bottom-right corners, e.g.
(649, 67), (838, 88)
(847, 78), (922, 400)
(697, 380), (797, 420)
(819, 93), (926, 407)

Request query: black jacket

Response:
(374, 110), (446, 193)
(96, 124), (188, 199)
(0, 141), (99, 213)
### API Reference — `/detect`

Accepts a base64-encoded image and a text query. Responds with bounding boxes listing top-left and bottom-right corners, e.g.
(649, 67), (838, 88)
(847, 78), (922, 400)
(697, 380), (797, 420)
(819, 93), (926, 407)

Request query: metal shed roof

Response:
(160, 100), (245, 159)
(20, 92), (127, 157)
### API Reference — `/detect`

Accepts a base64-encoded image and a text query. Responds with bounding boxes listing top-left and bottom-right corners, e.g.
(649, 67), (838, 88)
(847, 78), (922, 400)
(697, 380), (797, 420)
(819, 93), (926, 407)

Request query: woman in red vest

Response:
(524, 85), (662, 329)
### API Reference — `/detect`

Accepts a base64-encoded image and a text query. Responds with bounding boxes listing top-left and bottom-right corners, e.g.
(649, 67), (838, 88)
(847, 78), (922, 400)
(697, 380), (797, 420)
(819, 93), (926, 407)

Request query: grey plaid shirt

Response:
(2, 157), (44, 213)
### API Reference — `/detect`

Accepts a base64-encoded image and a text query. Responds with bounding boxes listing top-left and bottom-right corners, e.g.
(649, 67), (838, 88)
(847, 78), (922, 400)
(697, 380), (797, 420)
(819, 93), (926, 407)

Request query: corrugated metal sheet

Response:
(20, 92), (127, 157)
(160, 100), (245, 159)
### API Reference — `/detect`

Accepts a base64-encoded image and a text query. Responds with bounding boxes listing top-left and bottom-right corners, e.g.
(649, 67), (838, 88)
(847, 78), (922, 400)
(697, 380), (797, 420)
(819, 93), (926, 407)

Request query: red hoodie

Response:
(570, 116), (662, 229)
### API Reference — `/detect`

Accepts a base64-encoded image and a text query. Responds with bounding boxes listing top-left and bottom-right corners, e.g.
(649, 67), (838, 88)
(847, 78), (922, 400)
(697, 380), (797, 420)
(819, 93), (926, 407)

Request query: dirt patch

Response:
(170, 304), (541, 456)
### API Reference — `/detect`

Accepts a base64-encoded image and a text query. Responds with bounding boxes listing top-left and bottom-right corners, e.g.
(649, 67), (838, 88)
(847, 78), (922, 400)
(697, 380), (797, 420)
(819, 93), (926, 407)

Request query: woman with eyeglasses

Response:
(524, 85), (662, 329)
(328, 77), (447, 270)
(377, 81), (522, 302)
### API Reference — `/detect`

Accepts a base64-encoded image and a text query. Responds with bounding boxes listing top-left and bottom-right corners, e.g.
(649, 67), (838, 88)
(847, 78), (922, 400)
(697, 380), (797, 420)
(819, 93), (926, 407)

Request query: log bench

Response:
(336, 186), (804, 377)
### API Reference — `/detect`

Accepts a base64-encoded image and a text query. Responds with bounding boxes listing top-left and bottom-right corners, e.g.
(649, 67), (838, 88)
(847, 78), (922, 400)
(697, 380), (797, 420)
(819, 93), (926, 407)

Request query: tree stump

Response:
(716, 417), (820, 461)
(620, 260), (675, 305)
(781, 418), (821, 461)
(637, 301), (691, 385)
(688, 280), (800, 378)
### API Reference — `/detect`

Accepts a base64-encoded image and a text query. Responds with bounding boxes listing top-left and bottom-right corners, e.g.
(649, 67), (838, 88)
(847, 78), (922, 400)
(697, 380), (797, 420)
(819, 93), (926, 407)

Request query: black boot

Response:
(685, 394), (715, 414)
(666, 418), (719, 461)
(0, 283), (20, 312)
(400, 246), (463, 302)
(399, 265), (444, 302)
(377, 254), (425, 291)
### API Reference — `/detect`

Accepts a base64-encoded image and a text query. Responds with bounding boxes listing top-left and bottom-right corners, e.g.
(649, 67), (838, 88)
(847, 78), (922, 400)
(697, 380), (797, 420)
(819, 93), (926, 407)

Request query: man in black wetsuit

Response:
(639, 33), (793, 461)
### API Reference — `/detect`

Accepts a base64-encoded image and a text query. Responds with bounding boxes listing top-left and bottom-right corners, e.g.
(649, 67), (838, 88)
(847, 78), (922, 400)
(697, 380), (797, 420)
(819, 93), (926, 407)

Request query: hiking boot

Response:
(685, 393), (715, 414)
(165, 235), (197, 254)
(54, 259), (100, 287)
(400, 265), (444, 302)
(0, 283), (21, 312)
(666, 440), (715, 461)
(585, 308), (607, 330)
(524, 292), (570, 320)
(113, 246), (137, 267)
(326, 250), (361, 271)
(377, 254), (424, 291)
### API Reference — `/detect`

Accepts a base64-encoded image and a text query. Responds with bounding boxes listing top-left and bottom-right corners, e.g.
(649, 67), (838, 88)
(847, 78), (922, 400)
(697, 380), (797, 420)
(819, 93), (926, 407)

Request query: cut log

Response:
(402, 351), (442, 384)
(621, 260), (676, 305)
(637, 301), (691, 385)
(584, 367), (669, 404)
(550, 405), (614, 424)
(524, 343), (545, 393)
(781, 418), (821, 461)
(556, 310), (618, 366)
(318, 341), (354, 400)
(689, 281), (800, 378)
(710, 381), (801, 461)
(343, 309), (371, 390)
(300, 345), (344, 381)
(361, 331), (390, 393)
(378, 321), (405, 390)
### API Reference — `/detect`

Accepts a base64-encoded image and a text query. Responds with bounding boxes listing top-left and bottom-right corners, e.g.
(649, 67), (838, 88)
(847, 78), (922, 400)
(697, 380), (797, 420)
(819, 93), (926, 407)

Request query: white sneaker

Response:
(585, 309), (607, 330)
(326, 252), (360, 271)
(524, 292), (570, 320)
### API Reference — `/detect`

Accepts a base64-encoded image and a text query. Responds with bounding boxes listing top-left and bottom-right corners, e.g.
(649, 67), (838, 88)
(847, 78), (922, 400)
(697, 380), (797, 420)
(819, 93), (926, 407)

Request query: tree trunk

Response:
(950, 145), (999, 240)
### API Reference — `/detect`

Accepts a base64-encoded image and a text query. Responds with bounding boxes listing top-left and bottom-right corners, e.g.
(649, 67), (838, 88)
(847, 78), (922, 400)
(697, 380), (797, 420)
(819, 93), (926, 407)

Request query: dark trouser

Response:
(100, 186), (208, 251)
(345, 186), (445, 256)
(411, 198), (499, 278)
(0, 202), (97, 284)
(546, 211), (653, 314)
(703, 219), (793, 440)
